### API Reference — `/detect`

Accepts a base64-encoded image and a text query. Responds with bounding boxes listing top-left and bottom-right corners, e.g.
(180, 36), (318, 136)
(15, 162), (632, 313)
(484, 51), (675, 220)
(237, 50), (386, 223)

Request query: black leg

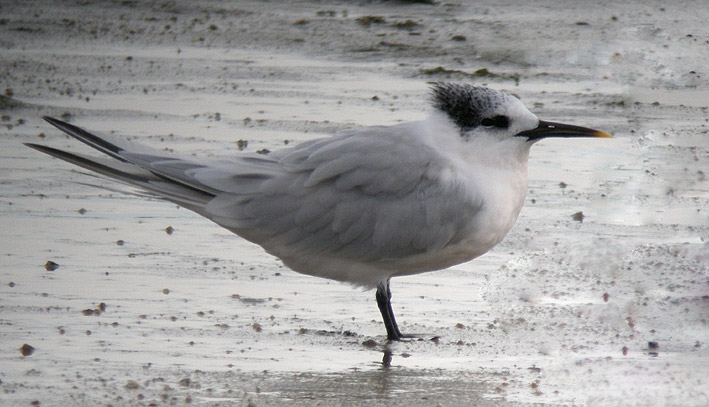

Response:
(376, 280), (403, 341)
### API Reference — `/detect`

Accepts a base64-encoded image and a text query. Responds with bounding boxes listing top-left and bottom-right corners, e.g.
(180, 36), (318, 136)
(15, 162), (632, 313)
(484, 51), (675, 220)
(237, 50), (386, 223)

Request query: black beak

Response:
(517, 120), (612, 141)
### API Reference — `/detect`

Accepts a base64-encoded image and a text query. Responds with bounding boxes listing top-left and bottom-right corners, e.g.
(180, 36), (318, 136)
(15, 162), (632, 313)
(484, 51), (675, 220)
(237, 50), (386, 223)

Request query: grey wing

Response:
(31, 117), (483, 268)
(197, 127), (483, 264)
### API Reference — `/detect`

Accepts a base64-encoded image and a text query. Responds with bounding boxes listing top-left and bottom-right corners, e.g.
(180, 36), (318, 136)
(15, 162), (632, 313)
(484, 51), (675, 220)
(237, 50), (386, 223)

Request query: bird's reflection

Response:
(381, 346), (393, 368)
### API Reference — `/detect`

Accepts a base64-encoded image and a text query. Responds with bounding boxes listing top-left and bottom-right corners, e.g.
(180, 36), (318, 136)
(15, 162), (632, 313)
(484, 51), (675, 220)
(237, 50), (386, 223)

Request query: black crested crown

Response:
(431, 83), (504, 130)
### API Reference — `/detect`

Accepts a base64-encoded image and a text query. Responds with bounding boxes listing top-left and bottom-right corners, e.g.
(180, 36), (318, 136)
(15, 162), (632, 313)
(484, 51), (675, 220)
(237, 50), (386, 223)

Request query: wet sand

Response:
(1, 1), (707, 406)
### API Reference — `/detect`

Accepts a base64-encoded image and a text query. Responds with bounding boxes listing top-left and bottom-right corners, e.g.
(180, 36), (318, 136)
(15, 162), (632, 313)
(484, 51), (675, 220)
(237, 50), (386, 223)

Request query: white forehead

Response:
(500, 94), (539, 134)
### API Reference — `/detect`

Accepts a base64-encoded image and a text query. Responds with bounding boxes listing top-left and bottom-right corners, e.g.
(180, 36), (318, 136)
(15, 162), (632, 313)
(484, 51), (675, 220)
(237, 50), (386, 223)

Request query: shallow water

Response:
(1, 1), (708, 406)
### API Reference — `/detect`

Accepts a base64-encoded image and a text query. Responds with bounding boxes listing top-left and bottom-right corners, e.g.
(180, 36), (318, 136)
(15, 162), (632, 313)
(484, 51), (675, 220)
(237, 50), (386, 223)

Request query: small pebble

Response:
(571, 211), (585, 222)
(20, 343), (35, 356)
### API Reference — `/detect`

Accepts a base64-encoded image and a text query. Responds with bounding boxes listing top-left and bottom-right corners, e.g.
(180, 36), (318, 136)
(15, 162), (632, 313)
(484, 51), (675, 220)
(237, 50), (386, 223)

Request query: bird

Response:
(26, 82), (611, 341)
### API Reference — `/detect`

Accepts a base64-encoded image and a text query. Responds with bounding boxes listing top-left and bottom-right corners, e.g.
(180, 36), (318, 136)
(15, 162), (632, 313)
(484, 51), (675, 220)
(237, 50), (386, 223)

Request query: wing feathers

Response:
(31, 117), (483, 278)
(24, 142), (212, 210)
(41, 116), (128, 161)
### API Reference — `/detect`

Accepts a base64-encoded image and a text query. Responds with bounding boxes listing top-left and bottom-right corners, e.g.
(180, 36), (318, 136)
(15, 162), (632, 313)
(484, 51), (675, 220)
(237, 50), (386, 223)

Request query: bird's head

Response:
(430, 82), (611, 148)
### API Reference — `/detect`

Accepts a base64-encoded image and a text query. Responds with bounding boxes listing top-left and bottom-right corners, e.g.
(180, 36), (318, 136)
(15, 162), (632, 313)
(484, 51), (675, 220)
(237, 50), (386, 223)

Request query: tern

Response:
(26, 83), (611, 340)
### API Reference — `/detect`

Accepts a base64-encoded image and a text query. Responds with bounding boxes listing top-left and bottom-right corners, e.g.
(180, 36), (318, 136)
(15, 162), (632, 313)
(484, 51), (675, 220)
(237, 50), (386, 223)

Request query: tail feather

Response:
(27, 118), (218, 212)
(41, 117), (221, 195)
(42, 116), (130, 162)
(25, 142), (155, 183)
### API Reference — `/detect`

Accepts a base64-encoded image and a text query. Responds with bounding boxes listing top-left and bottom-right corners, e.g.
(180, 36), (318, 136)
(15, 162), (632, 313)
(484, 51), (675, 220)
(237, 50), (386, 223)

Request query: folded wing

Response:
(29, 117), (483, 274)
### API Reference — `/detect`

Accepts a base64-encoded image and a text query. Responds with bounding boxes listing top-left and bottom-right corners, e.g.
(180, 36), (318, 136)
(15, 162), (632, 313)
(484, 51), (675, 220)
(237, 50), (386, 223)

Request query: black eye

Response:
(481, 115), (509, 128)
